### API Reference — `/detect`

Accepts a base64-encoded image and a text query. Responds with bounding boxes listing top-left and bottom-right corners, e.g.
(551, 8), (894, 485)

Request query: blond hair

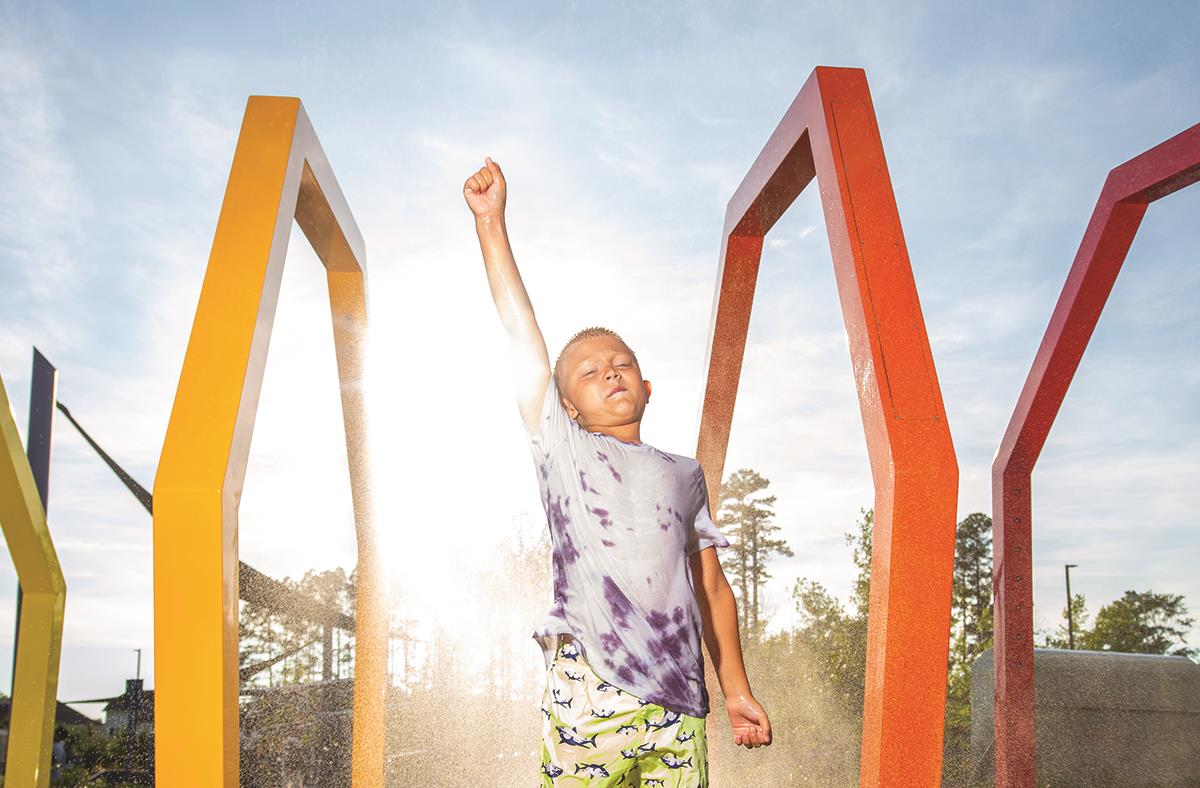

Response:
(552, 326), (638, 395)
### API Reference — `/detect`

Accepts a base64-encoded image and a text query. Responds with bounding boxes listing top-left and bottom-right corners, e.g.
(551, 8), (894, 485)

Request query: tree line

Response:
(714, 466), (1197, 785)
(221, 467), (1196, 786)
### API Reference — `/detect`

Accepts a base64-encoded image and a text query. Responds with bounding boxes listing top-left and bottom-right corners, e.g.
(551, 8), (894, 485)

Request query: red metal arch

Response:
(992, 122), (1200, 787)
(695, 66), (959, 786)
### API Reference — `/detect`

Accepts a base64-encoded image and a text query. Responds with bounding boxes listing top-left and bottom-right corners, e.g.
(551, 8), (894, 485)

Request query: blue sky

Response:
(1, 1), (1198, 714)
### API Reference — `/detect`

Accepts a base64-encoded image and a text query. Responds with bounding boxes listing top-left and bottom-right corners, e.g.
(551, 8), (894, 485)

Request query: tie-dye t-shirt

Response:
(527, 381), (730, 718)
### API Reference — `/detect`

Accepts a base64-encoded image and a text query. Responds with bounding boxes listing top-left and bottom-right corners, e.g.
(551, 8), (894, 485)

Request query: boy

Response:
(465, 157), (771, 786)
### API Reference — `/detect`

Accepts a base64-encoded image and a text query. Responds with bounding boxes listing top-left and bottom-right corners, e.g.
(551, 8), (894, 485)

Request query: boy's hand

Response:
(463, 156), (506, 219)
(726, 693), (772, 749)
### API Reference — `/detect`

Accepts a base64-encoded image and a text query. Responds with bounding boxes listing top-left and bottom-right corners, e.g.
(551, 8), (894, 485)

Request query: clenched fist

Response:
(464, 156), (506, 219)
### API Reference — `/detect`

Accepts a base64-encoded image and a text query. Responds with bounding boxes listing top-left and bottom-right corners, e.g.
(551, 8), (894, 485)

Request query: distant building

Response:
(103, 679), (154, 737)
(0, 694), (99, 769)
(0, 695), (99, 730)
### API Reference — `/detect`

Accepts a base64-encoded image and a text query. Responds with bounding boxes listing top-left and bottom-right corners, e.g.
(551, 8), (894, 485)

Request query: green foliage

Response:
(788, 506), (1005, 785)
(791, 578), (868, 714)
(1086, 591), (1196, 656)
(1081, 590), (1196, 658)
(950, 512), (993, 665)
(943, 512), (995, 786)
(790, 508), (874, 718)
(56, 724), (119, 782)
(707, 630), (861, 785)
(846, 508), (873, 615)
(237, 567), (365, 785)
(1041, 593), (1090, 649)
(239, 568), (357, 686)
(54, 725), (153, 787)
(717, 468), (793, 643)
(788, 509), (1001, 785)
(224, 489), (1200, 787)
(1041, 590), (1196, 658)
(239, 682), (352, 787)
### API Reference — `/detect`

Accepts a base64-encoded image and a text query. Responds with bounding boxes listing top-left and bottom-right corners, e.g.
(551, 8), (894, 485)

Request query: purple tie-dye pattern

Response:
(546, 492), (579, 564)
(595, 450), (623, 483)
(587, 505), (613, 529)
(665, 630), (687, 659)
(623, 652), (648, 679)
(527, 381), (727, 718)
(552, 556), (570, 604)
(600, 631), (622, 654)
(602, 575), (635, 629)
(658, 670), (690, 704)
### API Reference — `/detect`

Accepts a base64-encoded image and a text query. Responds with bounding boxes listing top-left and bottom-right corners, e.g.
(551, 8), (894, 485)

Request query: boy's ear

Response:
(643, 379), (652, 401)
(561, 395), (580, 421)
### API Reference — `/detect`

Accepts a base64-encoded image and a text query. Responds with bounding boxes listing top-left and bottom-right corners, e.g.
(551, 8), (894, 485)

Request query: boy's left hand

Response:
(726, 693), (772, 749)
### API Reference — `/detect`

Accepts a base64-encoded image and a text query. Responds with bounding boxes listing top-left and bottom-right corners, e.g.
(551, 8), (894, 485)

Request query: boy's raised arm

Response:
(464, 157), (552, 432)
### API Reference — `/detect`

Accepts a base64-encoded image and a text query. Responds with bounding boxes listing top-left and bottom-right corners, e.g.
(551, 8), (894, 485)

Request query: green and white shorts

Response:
(539, 636), (709, 787)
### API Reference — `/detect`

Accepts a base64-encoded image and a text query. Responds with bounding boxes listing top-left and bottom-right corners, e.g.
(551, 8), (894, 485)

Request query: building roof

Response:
(0, 697), (100, 728)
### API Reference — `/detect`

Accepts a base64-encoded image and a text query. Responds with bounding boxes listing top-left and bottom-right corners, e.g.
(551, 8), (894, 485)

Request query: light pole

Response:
(1065, 564), (1079, 649)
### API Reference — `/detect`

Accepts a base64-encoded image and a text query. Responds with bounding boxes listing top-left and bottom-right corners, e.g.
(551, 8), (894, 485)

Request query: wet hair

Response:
(552, 326), (638, 395)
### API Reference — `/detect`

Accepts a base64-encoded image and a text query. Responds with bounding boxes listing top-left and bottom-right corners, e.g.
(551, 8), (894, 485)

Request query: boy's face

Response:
(559, 336), (652, 430)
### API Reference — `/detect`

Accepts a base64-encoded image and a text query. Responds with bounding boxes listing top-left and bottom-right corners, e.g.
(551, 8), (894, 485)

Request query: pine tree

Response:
(717, 468), (794, 642)
(943, 513), (995, 779)
(950, 512), (993, 665)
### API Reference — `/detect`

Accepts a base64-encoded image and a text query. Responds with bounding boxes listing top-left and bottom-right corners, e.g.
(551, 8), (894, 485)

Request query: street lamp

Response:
(1065, 564), (1079, 649)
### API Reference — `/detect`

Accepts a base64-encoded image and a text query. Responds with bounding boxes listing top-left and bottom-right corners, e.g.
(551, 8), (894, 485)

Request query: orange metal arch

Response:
(0, 371), (66, 788)
(695, 66), (959, 786)
(992, 123), (1200, 787)
(153, 96), (383, 785)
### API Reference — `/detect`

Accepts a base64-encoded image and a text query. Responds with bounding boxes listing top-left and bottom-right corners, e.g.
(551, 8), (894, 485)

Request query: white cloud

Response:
(0, 36), (85, 297)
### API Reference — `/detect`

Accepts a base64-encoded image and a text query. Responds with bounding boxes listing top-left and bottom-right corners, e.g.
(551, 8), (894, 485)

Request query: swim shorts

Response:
(539, 636), (709, 787)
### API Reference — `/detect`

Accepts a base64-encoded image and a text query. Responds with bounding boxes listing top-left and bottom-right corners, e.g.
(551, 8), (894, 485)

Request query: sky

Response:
(1, 0), (1198, 716)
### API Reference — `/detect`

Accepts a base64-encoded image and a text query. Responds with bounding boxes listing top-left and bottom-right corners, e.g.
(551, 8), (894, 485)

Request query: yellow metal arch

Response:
(153, 96), (383, 786)
(0, 371), (66, 788)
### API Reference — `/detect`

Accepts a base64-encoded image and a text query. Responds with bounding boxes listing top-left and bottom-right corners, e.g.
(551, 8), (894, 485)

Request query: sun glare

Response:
(363, 279), (545, 630)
